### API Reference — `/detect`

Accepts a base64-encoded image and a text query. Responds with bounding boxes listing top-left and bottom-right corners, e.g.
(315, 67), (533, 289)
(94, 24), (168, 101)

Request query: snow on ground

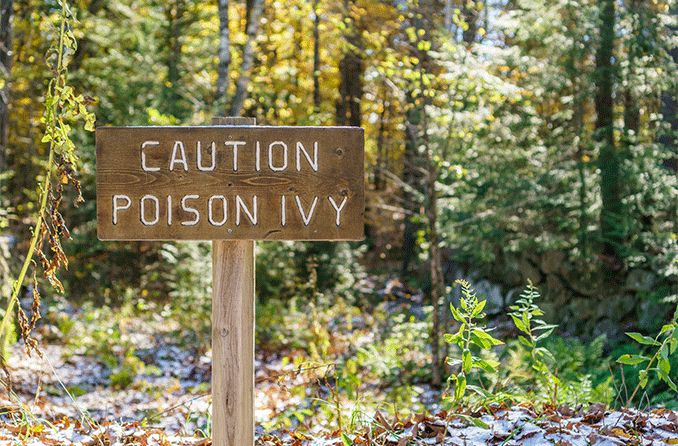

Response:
(1, 341), (676, 445)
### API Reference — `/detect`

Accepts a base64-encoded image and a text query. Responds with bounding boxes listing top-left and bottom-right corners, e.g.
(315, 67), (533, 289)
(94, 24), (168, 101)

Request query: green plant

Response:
(617, 305), (678, 406)
(0, 0), (95, 357)
(508, 281), (560, 404)
(444, 279), (503, 402)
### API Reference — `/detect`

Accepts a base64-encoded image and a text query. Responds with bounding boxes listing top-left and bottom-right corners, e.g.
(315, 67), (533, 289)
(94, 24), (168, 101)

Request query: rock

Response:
(625, 269), (657, 292)
(541, 251), (566, 275)
(518, 257), (542, 284)
(470, 279), (505, 315)
(638, 298), (672, 333)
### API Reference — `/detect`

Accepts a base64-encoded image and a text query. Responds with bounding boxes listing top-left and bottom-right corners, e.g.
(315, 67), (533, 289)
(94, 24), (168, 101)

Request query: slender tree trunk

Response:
(623, 0), (640, 138)
(462, 0), (479, 44)
(336, 0), (363, 127)
(401, 98), (421, 277)
(0, 0), (12, 172)
(427, 160), (442, 387)
(444, 0), (452, 33)
(595, 0), (622, 267)
(162, 0), (185, 117)
(230, 0), (264, 115)
(659, 5), (676, 175)
(565, 3), (588, 257)
(336, 52), (363, 126)
(375, 93), (388, 191)
(312, 0), (321, 112)
(216, 0), (231, 105)
(425, 117), (442, 386)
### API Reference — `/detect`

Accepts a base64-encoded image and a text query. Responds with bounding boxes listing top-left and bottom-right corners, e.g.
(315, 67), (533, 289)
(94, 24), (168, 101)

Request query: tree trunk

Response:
(312, 0), (321, 112)
(163, 0), (185, 117)
(462, 0), (479, 44)
(335, 0), (363, 127)
(401, 98), (421, 277)
(623, 0), (640, 138)
(375, 93), (388, 191)
(0, 0), (12, 172)
(595, 0), (622, 268)
(427, 159), (442, 387)
(659, 4), (677, 175)
(216, 0), (231, 105)
(230, 0), (264, 115)
(444, 0), (452, 33)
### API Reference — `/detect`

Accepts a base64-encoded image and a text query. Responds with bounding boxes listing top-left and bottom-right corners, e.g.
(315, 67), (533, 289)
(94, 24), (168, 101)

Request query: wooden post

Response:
(211, 116), (256, 446)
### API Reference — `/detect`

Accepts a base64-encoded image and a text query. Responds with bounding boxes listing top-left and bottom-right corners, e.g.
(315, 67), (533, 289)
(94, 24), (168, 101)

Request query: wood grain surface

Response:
(211, 116), (256, 446)
(212, 238), (255, 446)
(96, 125), (364, 240)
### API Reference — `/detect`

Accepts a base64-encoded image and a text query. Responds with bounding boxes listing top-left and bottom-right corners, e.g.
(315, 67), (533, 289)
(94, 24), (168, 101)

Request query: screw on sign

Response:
(95, 117), (365, 446)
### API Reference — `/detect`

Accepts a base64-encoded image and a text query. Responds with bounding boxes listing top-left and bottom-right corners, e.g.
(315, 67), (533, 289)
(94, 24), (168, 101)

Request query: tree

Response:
(230, 0), (264, 115)
(595, 0), (623, 269)
(335, 0), (363, 127)
(215, 0), (231, 105)
(0, 0), (12, 171)
(312, 0), (321, 112)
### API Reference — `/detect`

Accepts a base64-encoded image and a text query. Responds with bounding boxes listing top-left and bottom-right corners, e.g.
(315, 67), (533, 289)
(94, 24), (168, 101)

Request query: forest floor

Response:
(1, 336), (677, 446)
(0, 289), (677, 445)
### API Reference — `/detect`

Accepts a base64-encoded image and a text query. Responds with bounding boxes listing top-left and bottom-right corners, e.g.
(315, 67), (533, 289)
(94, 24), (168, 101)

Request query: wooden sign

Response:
(96, 118), (365, 446)
(96, 126), (364, 241)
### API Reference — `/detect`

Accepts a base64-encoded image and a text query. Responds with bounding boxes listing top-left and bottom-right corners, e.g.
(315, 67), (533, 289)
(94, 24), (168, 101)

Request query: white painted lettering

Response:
(181, 195), (200, 226)
(328, 196), (348, 226)
(225, 141), (246, 171)
(112, 195), (131, 225)
(268, 141), (288, 172)
(141, 141), (160, 172)
(295, 195), (318, 226)
(236, 195), (258, 226)
(296, 141), (318, 171)
(140, 195), (160, 226)
(169, 141), (189, 171)
(208, 195), (228, 226)
(197, 141), (216, 171)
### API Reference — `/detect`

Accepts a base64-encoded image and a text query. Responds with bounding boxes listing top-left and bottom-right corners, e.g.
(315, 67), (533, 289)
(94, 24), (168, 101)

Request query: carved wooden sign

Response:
(96, 126), (364, 241)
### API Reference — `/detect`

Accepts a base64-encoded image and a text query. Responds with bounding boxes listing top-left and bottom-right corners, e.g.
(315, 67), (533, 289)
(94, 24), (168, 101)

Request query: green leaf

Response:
(444, 332), (462, 345)
(462, 350), (472, 373)
(450, 305), (464, 323)
(471, 329), (503, 347)
(511, 314), (528, 334)
(341, 433), (352, 446)
(535, 327), (556, 341)
(626, 332), (661, 346)
(447, 357), (462, 367)
(471, 299), (487, 317)
(639, 370), (648, 389)
(455, 374), (467, 400)
(476, 358), (500, 373)
(458, 414), (489, 429)
(518, 335), (533, 348)
(659, 323), (675, 335)
(617, 354), (649, 366)
(658, 358), (671, 378)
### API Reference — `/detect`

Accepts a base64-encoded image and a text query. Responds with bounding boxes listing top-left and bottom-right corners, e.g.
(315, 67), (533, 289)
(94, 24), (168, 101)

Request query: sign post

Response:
(96, 117), (364, 446)
(211, 116), (256, 446)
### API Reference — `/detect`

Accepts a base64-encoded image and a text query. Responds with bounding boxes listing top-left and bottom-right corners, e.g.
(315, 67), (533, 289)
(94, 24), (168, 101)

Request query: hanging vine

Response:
(0, 0), (95, 363)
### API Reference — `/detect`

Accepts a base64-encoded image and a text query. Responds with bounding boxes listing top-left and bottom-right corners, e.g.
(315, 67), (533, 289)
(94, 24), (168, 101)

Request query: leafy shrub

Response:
(256, 241), (366, 302)
(617, 305), (678, 407)
(445, 279), (503, 402)
(508, 281), (559, 404)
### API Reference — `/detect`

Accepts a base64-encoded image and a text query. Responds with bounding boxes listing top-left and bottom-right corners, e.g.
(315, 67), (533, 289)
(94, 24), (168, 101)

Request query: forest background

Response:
(0, 0), (676, 439)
